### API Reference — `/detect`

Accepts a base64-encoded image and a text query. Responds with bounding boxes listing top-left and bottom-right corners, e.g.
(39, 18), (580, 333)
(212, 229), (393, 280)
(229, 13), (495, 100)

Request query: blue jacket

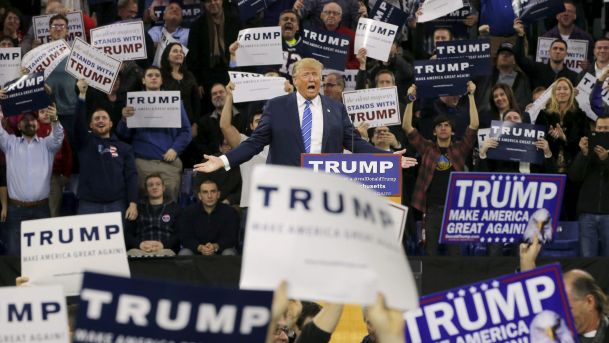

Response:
(116, 102), (192, 160)
(74, 100), (139, 204)
(226, 92), (384, 167)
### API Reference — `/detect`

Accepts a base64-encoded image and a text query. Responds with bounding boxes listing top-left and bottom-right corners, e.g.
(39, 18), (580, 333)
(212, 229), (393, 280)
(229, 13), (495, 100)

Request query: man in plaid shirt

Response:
(402, 82), (479, 256)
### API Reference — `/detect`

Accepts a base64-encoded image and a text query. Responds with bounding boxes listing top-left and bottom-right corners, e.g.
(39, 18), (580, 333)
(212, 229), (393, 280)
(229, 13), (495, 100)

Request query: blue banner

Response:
(404, 263), (578, 343)
(425, 3), (472, 38)
(152, 3), (202, 26)
(301, 153), (402, 199)
(487, 121), (546, 164)
(439, 172), (566, 244)
(480, 0), (516, 36)
(301, 27), (350, 71)
(370, 0), (410, 29)
(0, 72), (51, 117)
(237, 0), (267, 22)
(514, 0), (565, 24)
(436, 39), (491, 77)
(74, 272), (274, 343)
(414, 59), (470, 97)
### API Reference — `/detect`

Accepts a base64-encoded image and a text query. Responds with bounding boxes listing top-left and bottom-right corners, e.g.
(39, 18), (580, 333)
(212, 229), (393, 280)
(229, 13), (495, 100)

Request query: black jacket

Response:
(569, 152), (609, 215)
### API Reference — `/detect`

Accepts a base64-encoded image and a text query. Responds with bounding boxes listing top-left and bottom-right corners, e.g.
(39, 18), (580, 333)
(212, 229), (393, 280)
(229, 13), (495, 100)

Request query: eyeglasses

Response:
(274, 326), (291, 336)
(322, 10), (341, 16)
(50, 24), (66, 30)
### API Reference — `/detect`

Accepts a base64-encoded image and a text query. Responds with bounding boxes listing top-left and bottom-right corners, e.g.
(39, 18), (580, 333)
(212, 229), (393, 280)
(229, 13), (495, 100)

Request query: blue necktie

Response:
(302, 100), (312, 153)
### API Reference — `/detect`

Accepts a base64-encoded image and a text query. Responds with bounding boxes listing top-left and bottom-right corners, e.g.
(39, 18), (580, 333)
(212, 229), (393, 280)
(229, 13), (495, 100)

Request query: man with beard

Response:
(0, 102), (64, 256)
(513, 18), (578, 89)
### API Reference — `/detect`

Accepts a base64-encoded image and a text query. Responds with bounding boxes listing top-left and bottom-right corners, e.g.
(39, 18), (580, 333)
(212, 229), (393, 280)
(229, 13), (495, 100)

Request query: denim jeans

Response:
(3, 204), (50, 256)
(578, 213), (609, 257)
(78, 199), (126, 217)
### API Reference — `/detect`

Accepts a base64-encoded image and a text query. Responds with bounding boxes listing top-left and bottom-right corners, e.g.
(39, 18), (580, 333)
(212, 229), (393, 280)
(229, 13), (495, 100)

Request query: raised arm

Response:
(402, 85), (416, 134)
(219, 82), (242, 149)
(467, 81), (479, 130)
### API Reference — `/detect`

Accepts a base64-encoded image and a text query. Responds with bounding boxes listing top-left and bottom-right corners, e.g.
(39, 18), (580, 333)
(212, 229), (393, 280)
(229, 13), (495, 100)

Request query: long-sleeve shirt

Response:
(0, 121), (63, 201)
(116, 102), (192, 160)
(177, 202), (239, 253)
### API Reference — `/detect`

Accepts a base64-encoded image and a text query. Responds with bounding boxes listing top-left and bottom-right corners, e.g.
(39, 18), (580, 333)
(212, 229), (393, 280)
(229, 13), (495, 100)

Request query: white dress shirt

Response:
(296, 92), (324, 153)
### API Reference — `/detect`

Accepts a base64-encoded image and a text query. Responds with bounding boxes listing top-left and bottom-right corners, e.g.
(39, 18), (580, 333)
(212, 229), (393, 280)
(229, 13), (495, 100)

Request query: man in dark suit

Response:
(194, 58), (415, 172)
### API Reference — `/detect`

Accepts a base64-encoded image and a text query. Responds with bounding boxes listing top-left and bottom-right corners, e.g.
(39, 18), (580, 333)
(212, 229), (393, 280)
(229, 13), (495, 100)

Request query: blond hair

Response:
(293, 58), (323, 77)
(546, 77), (577, 116)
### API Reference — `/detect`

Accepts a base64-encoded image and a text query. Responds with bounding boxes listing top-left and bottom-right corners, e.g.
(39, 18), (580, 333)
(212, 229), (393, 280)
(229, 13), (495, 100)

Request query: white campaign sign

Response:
(387, 201), (408, 242)
(22, 40), (70, 78)
(236, 26), (283, 66)
(0, 286), (69, 343)
(417, 0), (464, 22)
(0, 48), (21, 86)
(528, 82), (554, 124)
(240, 165), (419, 310)
(126, 91), (182, 128)
(21, 212), (130, 296)
(536, 37), (588, 73)
(354, 18), (398, 62)
(152, 28), (189, 67)
(576, 73), (600, 121)
(477, 127), (491, 150)
(66, 38), (121, 94)
(33, 11), (85, 45)
(90, 21), (147, 61)
(229, 71), (288, 103)
(343, 86), (400, 128)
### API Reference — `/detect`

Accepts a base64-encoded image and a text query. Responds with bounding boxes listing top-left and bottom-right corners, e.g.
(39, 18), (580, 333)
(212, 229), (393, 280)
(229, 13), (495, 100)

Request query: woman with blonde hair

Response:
(535, 77), (590, 219)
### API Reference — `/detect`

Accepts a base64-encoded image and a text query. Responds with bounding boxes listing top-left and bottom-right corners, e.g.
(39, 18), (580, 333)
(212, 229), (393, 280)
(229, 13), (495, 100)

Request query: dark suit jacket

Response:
(226, 93), (385, 167)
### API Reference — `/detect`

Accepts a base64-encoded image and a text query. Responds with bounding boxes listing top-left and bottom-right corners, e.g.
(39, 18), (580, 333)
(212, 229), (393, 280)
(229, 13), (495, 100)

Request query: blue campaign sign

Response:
(301, 153), (402, 198)
(0, 72), (51, 117)
(487, 120), (546, 164)
(74, 272), (274, 343)
(436, 39), (491, 77)
(515, 0), (565, 24)
(153, 3), (202, 25)
(425, 3), (472, 38)
(301, 27), (350, 71)
(439, 172), (566, 244)
(480, 0), (516, 36)
(414, 59), (470, 97)
(404, 263), (578, 343)
(370, 0), (410, 29)
(237, 0), (267, 22)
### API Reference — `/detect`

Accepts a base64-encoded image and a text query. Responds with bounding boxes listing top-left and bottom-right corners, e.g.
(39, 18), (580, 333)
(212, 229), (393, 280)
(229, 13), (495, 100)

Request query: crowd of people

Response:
(1, 0), (609, 342)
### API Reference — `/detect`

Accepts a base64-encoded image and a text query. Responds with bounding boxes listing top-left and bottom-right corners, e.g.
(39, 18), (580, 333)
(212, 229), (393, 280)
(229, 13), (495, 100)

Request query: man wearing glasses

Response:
(316, 2), (359, 69)
(322, 72), (345, 103)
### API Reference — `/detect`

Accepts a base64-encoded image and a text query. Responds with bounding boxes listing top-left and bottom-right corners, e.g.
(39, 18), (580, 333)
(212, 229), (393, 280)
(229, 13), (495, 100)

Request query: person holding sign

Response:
(513, 18), (578, 89)
(117, 66), (192, 203)
(317, 2), (360, 69)
(193, 58), (409, 172)
(0, 95), (63, 256)
(75, 80), (139, 220)
(402, 82), (479, 256)
(148, 1), (190, 48)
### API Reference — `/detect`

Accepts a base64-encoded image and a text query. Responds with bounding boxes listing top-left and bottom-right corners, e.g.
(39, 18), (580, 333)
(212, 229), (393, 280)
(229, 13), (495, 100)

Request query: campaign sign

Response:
(342, 86), (400, 128)
(152, 28), (189, 67)
(0, 47), (21, 87)
(152, 2), (202, 26)
(322, 69), (359, 91)
(236, 26), (283, 66)
(425, 3), (472, 38)
(90, 21), (147, 61)
(66, 38), (121, 94)
(527, 82), (554, 124)
(439, 172), (566, 244)
(536, 37), (588, 73)
(74, 272), (273, 343)
(354, 18), (398, 62)
(33, 11), (85, 45)
(487, 121), (546, 164)
(126, 91), (182, 128)
(414, 59), (470, 97)
(370, 0), (409, 29)
(21, 212), (131, 296)
(0, 285), (69, 343)
(22, 40), (70, 78)
(417, 0), (464, 23)
(576, 73), (606, 120)
(404, 263), (578, 343)
(0, 73), (51, 117)
(301, 27), (350, 71)
(237, 0), (267, 22)
(301, 153), (402, 200)
(480, 0), (517, 36)
(241, 165), (419, 310)
(229, 71), (288, 103)
(436, 39), (492, 77)
(514, 0), (565, 24)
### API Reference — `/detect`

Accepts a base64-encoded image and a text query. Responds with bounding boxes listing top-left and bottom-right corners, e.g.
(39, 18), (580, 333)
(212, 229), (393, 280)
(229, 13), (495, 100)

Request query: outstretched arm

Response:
(219, 82), (242, 149)
(402, 85), (416, 135)
(467, 81), (479, 130)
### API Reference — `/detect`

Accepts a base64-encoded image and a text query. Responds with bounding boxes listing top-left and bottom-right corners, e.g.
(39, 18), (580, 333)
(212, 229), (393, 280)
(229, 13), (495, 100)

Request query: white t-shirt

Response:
(238, 134), (269, 207)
